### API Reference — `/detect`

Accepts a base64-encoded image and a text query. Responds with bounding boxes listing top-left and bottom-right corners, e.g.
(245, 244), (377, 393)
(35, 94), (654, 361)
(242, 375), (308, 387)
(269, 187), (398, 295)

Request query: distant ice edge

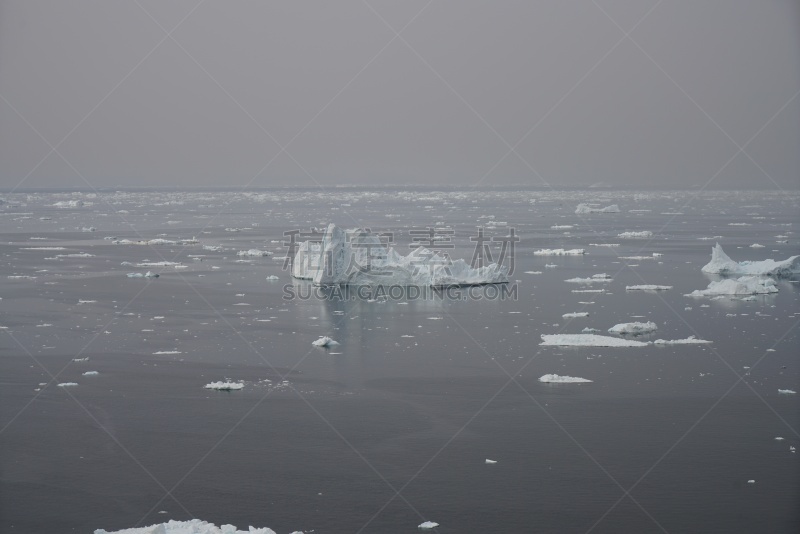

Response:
(291, 223), (509, 287)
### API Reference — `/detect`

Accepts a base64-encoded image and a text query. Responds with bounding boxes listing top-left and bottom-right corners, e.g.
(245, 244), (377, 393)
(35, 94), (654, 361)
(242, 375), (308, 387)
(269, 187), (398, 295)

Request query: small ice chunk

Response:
(237, 249), (273, 257)
(618, 231), (653, 238)
(562, 312), (589, 318)
(418, 521), (439, 530)
(312, 336), (339, 347)
(653, 336), (712, 345)
(778, 389), (796, 395)
(538, 374), (593, 383)
(747, 480), (755, 484)
(58, 382), (78, 387)
(575, 203), (620, 214)
(533, 248), (585, 256)
(265, 275), (280, 280)
(82, 371), (99, 376)
(485, 459), (497, 464)
(686, 276), (778, 297)
(626, 285), (672, 291)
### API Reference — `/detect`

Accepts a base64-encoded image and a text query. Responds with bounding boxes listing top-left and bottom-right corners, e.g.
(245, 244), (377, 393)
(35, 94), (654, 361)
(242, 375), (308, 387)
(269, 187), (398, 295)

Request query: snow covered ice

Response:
(701, 243), (800, 276)
(608, 321), (658, 335)
(686, 276), (778, 297)
(575, 203), (620, 214)
(539, 374), (593, 383)
(292, 223), (508, 287)
(540, 334), (649, 347)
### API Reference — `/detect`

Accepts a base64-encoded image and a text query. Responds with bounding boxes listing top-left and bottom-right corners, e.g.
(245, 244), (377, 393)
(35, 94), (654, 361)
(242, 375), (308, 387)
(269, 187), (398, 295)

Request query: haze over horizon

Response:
(1, 1), (798, 191)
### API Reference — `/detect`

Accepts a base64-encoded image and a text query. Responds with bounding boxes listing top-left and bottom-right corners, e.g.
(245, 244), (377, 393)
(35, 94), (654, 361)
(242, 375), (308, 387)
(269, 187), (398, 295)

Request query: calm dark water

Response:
(1, 189), (798, 533)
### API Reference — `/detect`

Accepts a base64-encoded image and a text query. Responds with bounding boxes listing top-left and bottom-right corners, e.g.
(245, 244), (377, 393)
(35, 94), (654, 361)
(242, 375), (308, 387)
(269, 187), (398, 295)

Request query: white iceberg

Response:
(292, 224), (508, 287)
(701, 243), (799, 277)
(539, 374), (593, 383)
(618, 231), (653, 238)
(540, 334), (649, 347)
(533, 248), (585, 256)
(608, 321), (657, 335)
(94, 519), (276, 534)
(312, 336), (339, 347)
(653, 336), (712, 345)
(204, 381), (244, 391)
(237, 249), (273, 257)
(575, 203), (620, 214)
(418, 522), (439, 530)
(626, 285), (672, 291)
(686, 276), (778, 297)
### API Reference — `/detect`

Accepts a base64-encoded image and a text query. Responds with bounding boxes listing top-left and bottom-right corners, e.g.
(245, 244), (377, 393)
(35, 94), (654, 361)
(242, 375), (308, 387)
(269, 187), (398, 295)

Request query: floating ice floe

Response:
(540, 334), (648, 347)
(126, 271), (159, 278)
(485, 459), (497, 464)
(136, 261), (183, 268)
(58, 382), (78, 387)
(312, 336), (339, 347)
(563, 312), (589, 318)
(539, 374), (593, 383)
(237, 249), (273, 257)
(533, 248), (585, 256)
(265, 275), (280, 280)
(551, 225), (574, 229)
(94, 519), (276, 534)
(204, 381), (244, 391)
(565, 274), (612, 284)
(700, 243), (799, 277)
(626, 285), (672, 291)
(608, 321), (657, 335)
(83, 371), (99, 376)
(293, 224), (508, 287)
(618, 231), (653, 238)
(778, 389), (796, 395)
(575, 203), (620, 214)
(418, 522), (439, 530)
(653, 336), (712, 345)
(686, 276), (778, 297)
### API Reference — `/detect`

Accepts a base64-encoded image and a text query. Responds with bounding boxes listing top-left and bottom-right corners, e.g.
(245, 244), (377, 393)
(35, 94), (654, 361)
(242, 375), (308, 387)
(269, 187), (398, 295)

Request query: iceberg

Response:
(539, 374), (593, 383)
(778, 389), (796, 395)
(292, 224), (508, 287)
(575, 203), (620, 214)
(94, 519), (276, 534)
(608, 321), (657, 335)
(127, 271), (159, 278)
(540, 334), (649, 347)
(562, 312), (589, 318)
(701, 243), (799, 277)
(533, 248), (585, 256)
(565, 273), (612, 284)
(418, 522), (439, 530)
(312, 336), (339, 347)
(686, 276), (778, 297)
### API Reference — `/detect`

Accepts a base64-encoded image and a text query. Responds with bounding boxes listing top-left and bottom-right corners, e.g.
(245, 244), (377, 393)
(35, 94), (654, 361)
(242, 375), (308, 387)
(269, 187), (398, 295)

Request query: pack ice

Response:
(292, 224), (508, 286)
(701, 243), (800, 277)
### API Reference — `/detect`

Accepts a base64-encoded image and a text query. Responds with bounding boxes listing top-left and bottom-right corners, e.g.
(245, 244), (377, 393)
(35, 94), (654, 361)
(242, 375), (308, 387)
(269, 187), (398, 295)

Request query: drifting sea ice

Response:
(93, 519), (276, 534)
(418, 522), (439, 530)
(237, 249), (273, 257)
(608, 321), (657, 335)
(778, 389), (796, 395)
(312, 336), (339, 347)
(626, 285), (672, 291)
(700, 243), (799, 276)
(539, 374), (593, 383)
(565, 274), (612, 284)
(204, 381), (244, 391)
(618, 231), (653, 238)
(563, 312), (589, 318)
(533, 248), (585, 256)
(57, 382), (78, 387)
(540, 334), (649, 347)
(653, 336), (712, 345)
(686, 276), (778, 297)
(575, 203), (620, 214)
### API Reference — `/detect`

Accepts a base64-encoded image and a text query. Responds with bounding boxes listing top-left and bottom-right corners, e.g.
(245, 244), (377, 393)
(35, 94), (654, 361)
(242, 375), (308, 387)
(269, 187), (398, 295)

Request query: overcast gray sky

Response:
(1, 0), (798, 190)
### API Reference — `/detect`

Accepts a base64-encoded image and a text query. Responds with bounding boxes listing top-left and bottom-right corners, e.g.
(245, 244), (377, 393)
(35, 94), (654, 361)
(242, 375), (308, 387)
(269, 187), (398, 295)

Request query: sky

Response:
(1, 0), (798, 191)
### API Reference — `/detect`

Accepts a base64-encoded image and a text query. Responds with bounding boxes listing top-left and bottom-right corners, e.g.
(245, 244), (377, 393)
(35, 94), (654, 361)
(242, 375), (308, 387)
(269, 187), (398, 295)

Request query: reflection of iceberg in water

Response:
(292, 224), (508, 287)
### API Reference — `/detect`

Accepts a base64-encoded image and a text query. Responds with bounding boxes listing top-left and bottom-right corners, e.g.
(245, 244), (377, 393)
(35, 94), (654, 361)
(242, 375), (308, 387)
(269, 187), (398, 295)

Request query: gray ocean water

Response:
(1, 188), (798, 533)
